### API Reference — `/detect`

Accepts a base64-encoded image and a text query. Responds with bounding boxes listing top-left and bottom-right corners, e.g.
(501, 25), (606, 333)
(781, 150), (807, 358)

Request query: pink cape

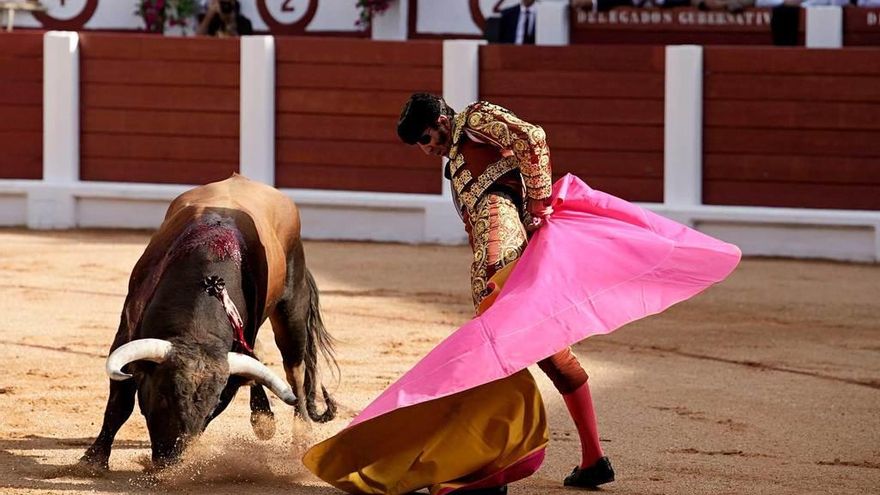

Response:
(349, 174), (741, 428)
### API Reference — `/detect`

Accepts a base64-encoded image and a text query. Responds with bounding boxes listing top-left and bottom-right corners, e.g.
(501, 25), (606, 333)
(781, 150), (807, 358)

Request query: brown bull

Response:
(80, 174), (337, 469)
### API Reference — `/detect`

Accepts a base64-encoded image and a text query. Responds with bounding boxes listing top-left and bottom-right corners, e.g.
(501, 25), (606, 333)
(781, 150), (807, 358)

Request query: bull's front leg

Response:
(80, 379), (137, 470)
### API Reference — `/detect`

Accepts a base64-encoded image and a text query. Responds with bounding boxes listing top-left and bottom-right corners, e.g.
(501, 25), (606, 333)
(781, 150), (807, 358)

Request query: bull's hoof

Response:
(250, 411), (276, 440)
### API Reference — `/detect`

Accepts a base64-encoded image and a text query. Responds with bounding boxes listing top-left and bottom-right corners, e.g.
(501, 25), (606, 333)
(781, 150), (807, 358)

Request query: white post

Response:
(43, 31), (79, 184)
(874, 222), (880, 262)
(663, 45), (703, 209)
(422, 39), (483, 244)
(239, 35), (275, 186)
(32, 31), (80, 229)
(442, 40), (480, 200)
(536, 0), (570, 46)
(806, 6), (843, 49)
(371, 0), (408, 41)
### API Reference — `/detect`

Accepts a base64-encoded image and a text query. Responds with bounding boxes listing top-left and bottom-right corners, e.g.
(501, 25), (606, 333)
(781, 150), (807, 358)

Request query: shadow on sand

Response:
(0, 435), (342, 494)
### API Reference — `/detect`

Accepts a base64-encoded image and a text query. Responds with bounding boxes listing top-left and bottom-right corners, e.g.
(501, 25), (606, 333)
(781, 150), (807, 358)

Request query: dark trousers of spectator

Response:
(771, 5), (801, 46)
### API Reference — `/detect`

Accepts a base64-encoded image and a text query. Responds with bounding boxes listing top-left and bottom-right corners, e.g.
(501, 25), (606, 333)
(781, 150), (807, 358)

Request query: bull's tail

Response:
(303, 268), (338, 423)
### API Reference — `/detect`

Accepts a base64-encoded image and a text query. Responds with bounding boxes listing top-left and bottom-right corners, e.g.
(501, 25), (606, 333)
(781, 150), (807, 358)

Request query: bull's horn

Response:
(227, 353), (297, 406)
(105, 338), (173, 381)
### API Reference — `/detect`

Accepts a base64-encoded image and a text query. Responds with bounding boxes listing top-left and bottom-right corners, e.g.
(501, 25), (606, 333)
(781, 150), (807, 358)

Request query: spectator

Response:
(197, 0), (253, 37)
(498, 0), (538, 44)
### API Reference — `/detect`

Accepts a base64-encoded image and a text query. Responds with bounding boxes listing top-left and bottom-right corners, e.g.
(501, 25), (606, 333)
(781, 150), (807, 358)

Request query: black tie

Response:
(524, 10), (535, 44)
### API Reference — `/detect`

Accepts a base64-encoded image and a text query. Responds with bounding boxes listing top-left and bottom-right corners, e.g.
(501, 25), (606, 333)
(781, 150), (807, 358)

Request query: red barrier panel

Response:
(845, 8), (880, 46)
(703, 46), (880, 210)
(274, 37), (443, 194)
(479, 44), (664, 202)
(0, 32), (42, 180)
(79, 33), (239, 185)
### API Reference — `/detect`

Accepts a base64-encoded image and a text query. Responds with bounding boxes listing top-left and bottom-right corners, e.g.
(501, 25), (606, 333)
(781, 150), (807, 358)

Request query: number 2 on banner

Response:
(282, 0), (294, 12)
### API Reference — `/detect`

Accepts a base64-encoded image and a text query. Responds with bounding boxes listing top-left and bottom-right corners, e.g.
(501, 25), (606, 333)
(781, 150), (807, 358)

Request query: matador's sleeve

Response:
(462, 102), (553, 202)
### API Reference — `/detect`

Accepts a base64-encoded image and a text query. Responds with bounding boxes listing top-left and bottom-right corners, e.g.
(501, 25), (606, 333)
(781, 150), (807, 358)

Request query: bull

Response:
(80, 174), (337, 469)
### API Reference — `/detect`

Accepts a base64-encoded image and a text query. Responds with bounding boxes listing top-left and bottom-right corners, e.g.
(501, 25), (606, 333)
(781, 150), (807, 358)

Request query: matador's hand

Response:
(526, 198), (554, 232)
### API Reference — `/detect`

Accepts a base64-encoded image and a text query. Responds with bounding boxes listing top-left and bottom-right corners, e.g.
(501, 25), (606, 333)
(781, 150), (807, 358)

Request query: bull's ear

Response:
(106, 339), (173, 381)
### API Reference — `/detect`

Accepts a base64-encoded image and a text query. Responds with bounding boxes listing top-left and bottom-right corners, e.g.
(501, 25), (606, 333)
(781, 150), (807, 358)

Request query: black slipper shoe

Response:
(563, 456), (615, 488)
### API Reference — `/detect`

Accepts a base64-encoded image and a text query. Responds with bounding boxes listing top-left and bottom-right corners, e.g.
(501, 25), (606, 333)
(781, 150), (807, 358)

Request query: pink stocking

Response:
(562, 381), (604, 468)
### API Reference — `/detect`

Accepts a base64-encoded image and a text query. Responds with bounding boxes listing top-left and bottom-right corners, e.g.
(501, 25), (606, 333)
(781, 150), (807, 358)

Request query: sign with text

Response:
(571, 7), (791, 45)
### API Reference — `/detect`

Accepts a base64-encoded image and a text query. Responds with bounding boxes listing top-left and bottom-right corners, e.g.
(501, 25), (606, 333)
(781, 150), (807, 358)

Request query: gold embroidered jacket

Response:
(446, 101), (553, 217)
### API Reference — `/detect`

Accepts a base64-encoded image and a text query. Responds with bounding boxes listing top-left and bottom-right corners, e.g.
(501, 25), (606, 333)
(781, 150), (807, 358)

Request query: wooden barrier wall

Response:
(703, 47), (880, 211)
(479, 44), (665, 202)
(274, 38), (442, 194)
(845, 8), (880, 46)
(0, 32), (42, 180)
(79, 34), (240, 185)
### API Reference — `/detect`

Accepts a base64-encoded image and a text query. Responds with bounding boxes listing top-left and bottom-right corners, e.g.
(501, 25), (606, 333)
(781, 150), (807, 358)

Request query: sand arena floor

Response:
(0, 228), (878, 494)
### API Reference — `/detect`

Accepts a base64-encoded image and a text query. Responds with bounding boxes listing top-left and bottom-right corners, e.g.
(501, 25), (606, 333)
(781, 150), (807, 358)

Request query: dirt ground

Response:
(0, 228), (878, 495)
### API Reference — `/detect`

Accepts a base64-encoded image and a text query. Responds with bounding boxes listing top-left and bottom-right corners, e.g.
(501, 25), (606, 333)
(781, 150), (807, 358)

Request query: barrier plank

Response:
(553, 172), (663, 202)
(0, 82), (41, 105)
(277, 114), (400, 142)
(0, 144), (41, 180)
(83, 83), (239, 112)
(82, 59), (239, 87)
(480, 44), (664, 72)
(552, 150), (663, 178)
(704, 181), (880, 210)
(543, 124), (663, 152)
(485, 96), (663, 125)
(80, 33), (239, 62)
(705, 128), (880, 157)
(0, 106), (41, 131)
(0, 58), (41, 82)
(705, 46), (880, 75)
(82, 134), (238, 162)
(481, 70), (663, 98)
(276, 139), (439, 170)
(0, 32), (43, 57)
(275, 163), (441, 194)
(705, 100), (880, 130)
(277, 89), (414, 116)
(705, 154), (880, 184)
(275, 37), (441, 67)
(0, 131), (41, 158)
(82, 158), (237, 185)
(82, 109), (238, 137)
(277, 63), (441, 92)
(705, 73), (880, 102)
